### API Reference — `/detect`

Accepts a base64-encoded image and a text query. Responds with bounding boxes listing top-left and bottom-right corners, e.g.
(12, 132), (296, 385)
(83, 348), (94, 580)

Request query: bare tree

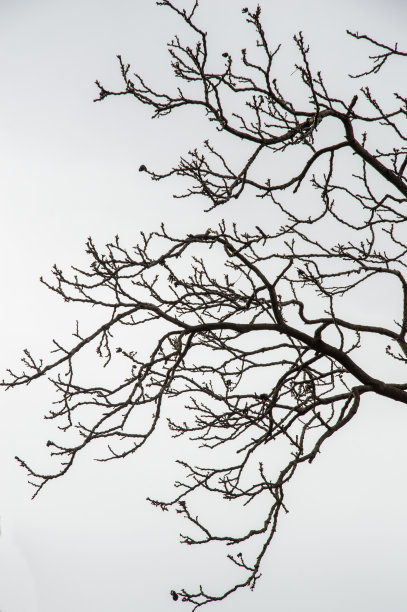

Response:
(2, 1), (407, 608)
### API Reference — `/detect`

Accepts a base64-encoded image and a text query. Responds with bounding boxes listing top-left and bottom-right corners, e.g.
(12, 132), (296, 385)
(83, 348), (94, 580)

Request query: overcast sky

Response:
(1, 1), (407, 611)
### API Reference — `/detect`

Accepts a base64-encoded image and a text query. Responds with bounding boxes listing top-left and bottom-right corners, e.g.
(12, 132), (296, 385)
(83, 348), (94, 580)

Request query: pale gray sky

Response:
(1, 1), (407, 611)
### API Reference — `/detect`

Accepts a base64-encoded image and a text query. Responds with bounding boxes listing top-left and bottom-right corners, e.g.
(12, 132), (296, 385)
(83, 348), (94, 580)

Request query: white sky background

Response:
(1, 0), (407, 610)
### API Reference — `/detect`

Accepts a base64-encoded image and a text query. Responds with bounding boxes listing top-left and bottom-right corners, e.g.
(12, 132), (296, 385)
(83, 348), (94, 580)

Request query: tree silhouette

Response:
(2, 2), (407, 608)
